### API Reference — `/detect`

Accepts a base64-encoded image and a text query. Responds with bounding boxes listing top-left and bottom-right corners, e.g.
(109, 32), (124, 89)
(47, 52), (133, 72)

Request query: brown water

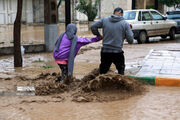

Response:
(24, 86), (180, 120)
(0, 86), (180, 120)
(1, 27), (180, 119)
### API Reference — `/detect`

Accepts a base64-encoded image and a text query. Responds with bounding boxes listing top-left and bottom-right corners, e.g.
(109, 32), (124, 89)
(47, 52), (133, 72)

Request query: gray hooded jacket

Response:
(91, 15), (134, 52)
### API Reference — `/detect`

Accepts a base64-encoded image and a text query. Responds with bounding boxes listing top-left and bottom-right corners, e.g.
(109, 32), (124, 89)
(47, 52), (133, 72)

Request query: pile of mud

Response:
(34, 69), (146, 102)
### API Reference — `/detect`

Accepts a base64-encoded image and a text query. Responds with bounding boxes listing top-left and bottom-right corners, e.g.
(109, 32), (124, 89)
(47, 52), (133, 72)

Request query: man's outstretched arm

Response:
(91, 18), (103, 36)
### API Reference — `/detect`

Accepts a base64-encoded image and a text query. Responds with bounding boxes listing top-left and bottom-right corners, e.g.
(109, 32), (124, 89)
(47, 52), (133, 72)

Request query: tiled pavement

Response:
(136, 49), (180, 78)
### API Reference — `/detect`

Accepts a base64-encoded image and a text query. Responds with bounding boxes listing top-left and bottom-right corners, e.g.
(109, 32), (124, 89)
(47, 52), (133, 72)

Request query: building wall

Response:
(135, 0), (146, 9)
(147, 0), (154, 7)
(0, 0), (17, 24)
(0, 0), (33, 24)
(58, 1), (65, 22)
(32, 0), (44, 23)
(32, 0), (66, 23)
(22, 0), (33, 23)
(100, 0), (132, 17)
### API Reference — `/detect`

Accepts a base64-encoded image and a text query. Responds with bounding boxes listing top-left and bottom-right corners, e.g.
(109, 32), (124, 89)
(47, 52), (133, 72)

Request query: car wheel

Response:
(137, 31), (148, 44)
(169, 28), (176, 40)
(161, 35), (167, 39)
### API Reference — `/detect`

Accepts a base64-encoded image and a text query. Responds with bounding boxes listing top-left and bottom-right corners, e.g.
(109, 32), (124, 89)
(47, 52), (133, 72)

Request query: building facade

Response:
(0, 0), (34, 24)
(132, 0), (165, 13)
(100, 0), (132, 17)
(0, 0), (172, 24)
(0, 0), (65, 24)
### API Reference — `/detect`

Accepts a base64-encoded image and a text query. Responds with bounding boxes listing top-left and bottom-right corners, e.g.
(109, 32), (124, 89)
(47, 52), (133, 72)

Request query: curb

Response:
(155, 77), (180, 87)
(129, 76), (180, 87)
(0, 44), (46, 56)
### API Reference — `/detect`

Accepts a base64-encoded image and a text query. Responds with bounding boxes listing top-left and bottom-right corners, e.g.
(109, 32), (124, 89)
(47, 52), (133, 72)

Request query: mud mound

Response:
(35, 73), (82, 96)
(81, 68), (100, 82)
(72, 73), (145, 102)
(17, 72), (60, 81)
(31, 69), (145, 102)
(83, 73), (143, 92)
(35, 81), (67, 95)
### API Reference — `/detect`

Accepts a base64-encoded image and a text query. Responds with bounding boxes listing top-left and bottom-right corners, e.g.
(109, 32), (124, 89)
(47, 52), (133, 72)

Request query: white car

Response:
(124, 9), (177, 44)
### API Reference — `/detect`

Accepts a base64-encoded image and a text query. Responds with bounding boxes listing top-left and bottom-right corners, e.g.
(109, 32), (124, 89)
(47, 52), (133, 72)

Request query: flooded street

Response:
(0, 86), (180, 120)
(0, 24), (180, 119)
(14, 86), (180, 120)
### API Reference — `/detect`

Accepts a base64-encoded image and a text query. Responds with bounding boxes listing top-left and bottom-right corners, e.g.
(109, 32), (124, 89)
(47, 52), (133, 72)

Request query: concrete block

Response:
(0, 44), (45, 56)
(44, 24), (58, 52)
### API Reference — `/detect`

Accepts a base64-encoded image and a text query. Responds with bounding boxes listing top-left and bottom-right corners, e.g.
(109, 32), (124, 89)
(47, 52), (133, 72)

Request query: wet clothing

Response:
(53, 24), (101, 80)
(54, 24), (78, 76)
(100, 51), (125, 75)
(91, 14), (134, 52)
(58, 64), (68, 81)
(53, 34), (100, 61)
(55, 60), (67, 65)
(91, 14), (134, 74)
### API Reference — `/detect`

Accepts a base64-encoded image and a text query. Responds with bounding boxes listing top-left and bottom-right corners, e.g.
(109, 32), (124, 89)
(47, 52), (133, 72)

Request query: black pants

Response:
(58, 64), (68, 81)
(100, 52), (125, 75)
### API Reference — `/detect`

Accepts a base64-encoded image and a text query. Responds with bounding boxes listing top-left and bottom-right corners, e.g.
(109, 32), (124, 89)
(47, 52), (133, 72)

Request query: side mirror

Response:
(163, 16), (167, 20)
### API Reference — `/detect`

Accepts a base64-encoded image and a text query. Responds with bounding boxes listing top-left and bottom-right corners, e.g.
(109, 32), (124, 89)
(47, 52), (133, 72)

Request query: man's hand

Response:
(99, 35), (103, 40)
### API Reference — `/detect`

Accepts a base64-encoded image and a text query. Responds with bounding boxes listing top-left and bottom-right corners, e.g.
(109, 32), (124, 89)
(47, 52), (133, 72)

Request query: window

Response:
(166, 11), (180, 20)
(151, 11), (164, 20)
(138, 11), (142, 21)
(124, 11), (136, 20)
(142, 12), (152, 21)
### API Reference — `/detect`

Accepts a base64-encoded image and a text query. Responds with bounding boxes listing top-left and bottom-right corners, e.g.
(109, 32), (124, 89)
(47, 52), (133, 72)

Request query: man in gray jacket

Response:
(91, 7), (134, 75)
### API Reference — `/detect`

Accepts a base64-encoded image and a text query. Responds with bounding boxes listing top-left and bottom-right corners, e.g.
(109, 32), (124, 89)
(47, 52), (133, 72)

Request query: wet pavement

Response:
(137, 49), (180, 78)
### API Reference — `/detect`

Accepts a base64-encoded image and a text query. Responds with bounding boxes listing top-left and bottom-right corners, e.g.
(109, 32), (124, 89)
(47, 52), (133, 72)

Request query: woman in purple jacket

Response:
(53, 24), (102, 82)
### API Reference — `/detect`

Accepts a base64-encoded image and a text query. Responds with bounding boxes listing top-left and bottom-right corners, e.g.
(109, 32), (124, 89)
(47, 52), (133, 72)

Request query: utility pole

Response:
(14, 0), (23, 67)
(65, 0), (71, 27)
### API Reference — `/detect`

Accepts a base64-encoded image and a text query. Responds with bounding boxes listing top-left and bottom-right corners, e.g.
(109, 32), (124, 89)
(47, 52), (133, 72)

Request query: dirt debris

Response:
(1, 69), (146, 102)
(33, 69), (145, 102)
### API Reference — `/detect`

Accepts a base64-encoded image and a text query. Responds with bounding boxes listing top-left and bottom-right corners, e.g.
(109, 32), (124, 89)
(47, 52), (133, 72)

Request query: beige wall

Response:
(147, 0), (154, 6)
(136, 0), (146, 9)
(101, 0), (132, 17)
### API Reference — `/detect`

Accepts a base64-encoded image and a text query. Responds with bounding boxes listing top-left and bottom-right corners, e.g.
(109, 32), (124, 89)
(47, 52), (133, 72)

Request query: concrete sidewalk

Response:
(134, 49), (180, 86)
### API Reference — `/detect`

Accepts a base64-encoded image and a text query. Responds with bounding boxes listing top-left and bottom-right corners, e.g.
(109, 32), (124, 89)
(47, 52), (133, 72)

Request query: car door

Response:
(150, 11), (169, 35)
(141, 11), (156, 36)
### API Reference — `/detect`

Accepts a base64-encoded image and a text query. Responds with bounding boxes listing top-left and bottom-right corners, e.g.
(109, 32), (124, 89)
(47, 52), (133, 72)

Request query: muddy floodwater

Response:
(13, 86), (180, 120)
(0, 25), (180, 119)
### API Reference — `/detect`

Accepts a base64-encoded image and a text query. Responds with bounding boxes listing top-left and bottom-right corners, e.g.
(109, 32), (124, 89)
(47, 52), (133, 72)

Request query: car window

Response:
(167, 14), (180, 19)
(166, 12), (180, 19)
(138, 11), (142, 21)
(142, 12), (152, 21)
(151, 11), (164, 20)
(124, 11), (136, 20)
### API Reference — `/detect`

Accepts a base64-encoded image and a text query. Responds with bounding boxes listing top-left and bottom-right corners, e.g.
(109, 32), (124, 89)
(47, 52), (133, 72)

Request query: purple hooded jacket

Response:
(53, 34), (100, 60)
